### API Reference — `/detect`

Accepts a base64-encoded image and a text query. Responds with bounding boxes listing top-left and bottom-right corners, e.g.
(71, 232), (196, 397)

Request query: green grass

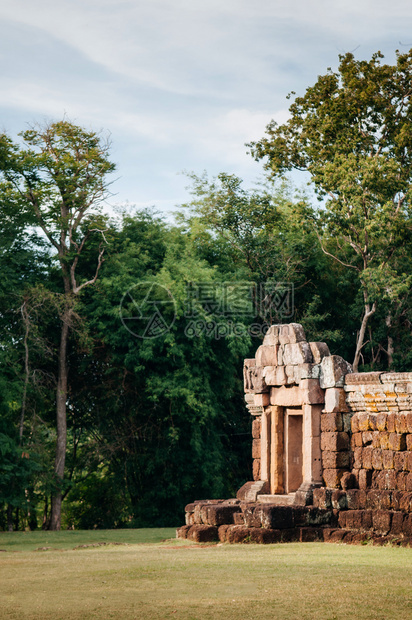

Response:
(0, 531), (412, 619)
(0, 528), (176, 552)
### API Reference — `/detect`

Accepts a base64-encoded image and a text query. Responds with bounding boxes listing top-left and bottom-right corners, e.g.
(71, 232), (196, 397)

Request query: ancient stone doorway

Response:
(284, 408), (303, 493)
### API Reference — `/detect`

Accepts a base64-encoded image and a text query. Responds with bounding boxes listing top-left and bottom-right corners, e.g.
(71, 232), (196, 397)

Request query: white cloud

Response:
(1, 0), (412, 211)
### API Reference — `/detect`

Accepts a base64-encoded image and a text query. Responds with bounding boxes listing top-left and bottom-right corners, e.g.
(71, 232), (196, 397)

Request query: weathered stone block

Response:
(283, 342), (313, 365)
(321, 431), (350, 452)
(362, 447), (373, 470)
(323, 528), (347, 543)
(351, 432), (363, 449)
(305, 507), (334, 526)
(382, 450), (395, 470)
(239, 508), (257, 529)
(236, 480), (269, 502)
(388, 433), (406, 451)
(359, 469), (373, 490)
(399, 492), (412, 512)
(270, 385), (301, 407)
(248, 366), (269, 394)
(233, 512), (245, 526)
(362, 431), (374, 446)
(257, 505), (294, 529)
(372, 510), (392, 535)
(277, 347), (284, 365)
(252, 458), (260, 481)
(406, 413), (412, 434)
(353, 447), (363, 469)
(394, 452), (407, 472)
(381, 372), (412, 383)
(407, 473), (412, 492)
(390, 511), (405, 536)
(346, 489), (360, 510)
(338, 510), (347, 528)
(217, 524), (231, 542)
(379, 432), (390, 450)
(285, 365), (297, 385)
(320, 356), (353, 389)
(397, 472), (408, 490)
(331, 489), (347, 510)
(243, 359), (256, 393)
(395, 413), (409, 434)
(252, 418), (261, 439)
(263, 365), (286, 386)
(309, 342), (330, 364)
(293, 363), (321, 381)
(225, 525), (252, 543)
(368, 490), (392, 510)
(323, 468), (346, 488)
(176, 524), (192, 539)
(407, 452), (412, 472)
(205, 505), (241, 526)
(387, 415), (396, 433)
(313, 487), (332, 510)
(406, 435), (412, 451)
(300, 379), (325, 404)
(342, 413), (352, 433)
(345, 510), (363, 530)
(323, 387), (349, 413)
(254, 393), (270, 407)
(380, 470), (397, 490)
(278, 323), (306, 345)
(252, 439), (261, 459)
(321, 412), (343, 432)
(345, 372), (382, 385)
(250, 528), (282, 544)
(187, 525), (218, 542)
(371, 431), (381, 448)
(256, 345), (279, 367)
(322, 451), (351, 469)
(361, 510), (373, 530)
(376, 413), (387, 431)
(351, 414), (360, 433)
(263, 325), (280, 346)
(372, 449), (383, 470)
(358, 413), (372, 432)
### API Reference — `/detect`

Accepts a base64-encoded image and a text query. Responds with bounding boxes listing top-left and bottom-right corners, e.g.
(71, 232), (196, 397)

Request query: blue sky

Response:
(1, 0), (412, 214)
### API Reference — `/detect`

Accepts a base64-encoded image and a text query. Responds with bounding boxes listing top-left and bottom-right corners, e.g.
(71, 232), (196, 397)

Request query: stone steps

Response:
(257, 493), (296, 505)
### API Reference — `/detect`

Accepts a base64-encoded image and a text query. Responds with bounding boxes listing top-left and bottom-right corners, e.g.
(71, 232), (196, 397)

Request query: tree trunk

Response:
(385, 313), (394, 369)
(353, 298), (377, 372)
(49, 308), (70, 530)
(7, 505), (13, 532)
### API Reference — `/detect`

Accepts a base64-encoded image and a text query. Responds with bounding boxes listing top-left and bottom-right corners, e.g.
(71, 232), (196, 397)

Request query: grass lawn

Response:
(0, 530), (412, 619)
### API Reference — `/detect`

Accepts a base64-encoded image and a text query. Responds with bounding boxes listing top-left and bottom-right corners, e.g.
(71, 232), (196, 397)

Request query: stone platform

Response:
(176, 489), (412, 546)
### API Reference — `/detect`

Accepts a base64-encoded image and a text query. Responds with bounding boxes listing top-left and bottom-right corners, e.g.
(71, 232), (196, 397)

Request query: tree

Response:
(0, 121), (115, 529)
(63, 210), (254, 526)
(250, 50), (412, 371)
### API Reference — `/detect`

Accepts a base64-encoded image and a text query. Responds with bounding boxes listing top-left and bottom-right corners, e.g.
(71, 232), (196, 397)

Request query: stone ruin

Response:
(177, 323), (412, 545)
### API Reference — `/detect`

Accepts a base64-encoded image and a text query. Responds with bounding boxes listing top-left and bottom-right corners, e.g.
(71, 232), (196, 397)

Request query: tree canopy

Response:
(250, 50), (412, 370)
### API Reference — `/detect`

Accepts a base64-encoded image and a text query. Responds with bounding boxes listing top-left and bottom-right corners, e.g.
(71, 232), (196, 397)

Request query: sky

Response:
(1, 0), (412, 215)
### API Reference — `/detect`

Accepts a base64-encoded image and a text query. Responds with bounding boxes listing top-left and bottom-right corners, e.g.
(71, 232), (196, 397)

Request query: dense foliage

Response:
(1, 50), (412, 530)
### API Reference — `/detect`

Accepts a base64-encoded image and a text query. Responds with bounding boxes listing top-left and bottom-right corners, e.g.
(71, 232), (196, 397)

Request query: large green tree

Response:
(250, 50), (412, 370)
(0, 121), (115, 529)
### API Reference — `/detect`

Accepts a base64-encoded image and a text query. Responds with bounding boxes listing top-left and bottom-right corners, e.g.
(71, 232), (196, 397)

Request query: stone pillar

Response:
(270, 406), (284, 494)
(260, 408), (271, 482)
(302, 404), (322, 486)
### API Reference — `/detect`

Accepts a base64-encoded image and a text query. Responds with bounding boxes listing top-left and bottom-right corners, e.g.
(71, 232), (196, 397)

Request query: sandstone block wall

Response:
(345, 372), (412, 492)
